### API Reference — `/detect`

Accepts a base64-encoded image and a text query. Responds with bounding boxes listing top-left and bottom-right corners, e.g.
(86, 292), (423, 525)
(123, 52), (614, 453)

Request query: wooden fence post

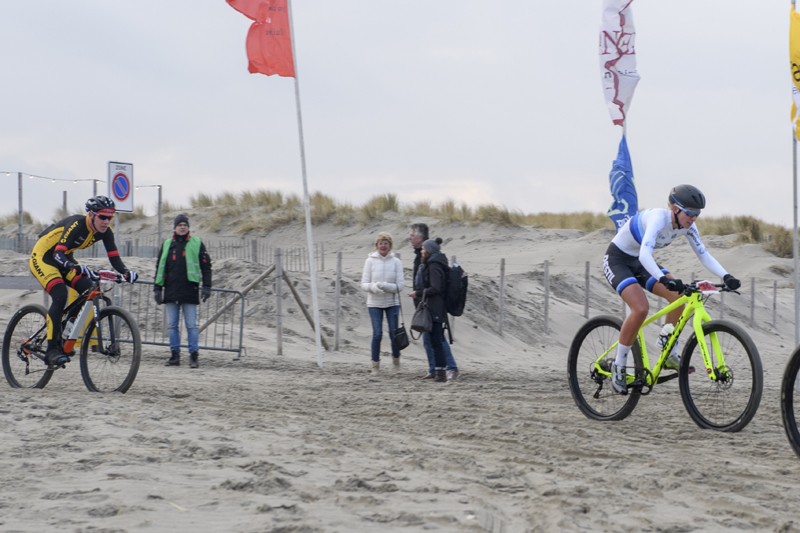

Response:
(584, 261), (590, 319)
(276, 248), (283, 356)
(335, 251), (342, 351)
(543, 260), (550, 333)
(499, 258), (505, 336)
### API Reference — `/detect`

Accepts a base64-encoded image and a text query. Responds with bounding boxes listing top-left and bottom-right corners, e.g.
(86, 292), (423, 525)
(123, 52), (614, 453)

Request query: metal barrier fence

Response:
(112, 281), (246, 358)
(0, 276), (246, 358)
(3, 234), (322, 272)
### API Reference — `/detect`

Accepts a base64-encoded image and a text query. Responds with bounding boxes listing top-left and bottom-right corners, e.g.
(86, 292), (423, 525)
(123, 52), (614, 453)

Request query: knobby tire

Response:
(678, 320), (762, 432)
(79, 306), (141, 393)
(781, 345), (800, 457)
(2, 304), (54, 389)
(567, 315), (642, 421)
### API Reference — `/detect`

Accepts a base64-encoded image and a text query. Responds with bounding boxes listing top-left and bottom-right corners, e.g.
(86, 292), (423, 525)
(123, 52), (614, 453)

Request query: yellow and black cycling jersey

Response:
(32, 214), (128, 274)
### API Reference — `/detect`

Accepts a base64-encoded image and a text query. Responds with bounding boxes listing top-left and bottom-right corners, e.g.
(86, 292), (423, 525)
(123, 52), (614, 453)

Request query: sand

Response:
(1, 215), (800, 532)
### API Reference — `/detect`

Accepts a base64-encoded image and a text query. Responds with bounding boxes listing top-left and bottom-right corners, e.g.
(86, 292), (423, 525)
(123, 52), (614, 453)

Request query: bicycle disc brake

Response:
(712, 365), (734, 390)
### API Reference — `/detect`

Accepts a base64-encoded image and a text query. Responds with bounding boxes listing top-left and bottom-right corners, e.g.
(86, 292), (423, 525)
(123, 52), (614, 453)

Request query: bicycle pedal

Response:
(48, 355), (71, 368)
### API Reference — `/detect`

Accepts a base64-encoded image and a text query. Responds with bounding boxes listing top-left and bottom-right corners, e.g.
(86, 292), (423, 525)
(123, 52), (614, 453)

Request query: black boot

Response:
(165, 350), (180, 366)
(434, 368), (447, 383)
(189, 351), (199, 369)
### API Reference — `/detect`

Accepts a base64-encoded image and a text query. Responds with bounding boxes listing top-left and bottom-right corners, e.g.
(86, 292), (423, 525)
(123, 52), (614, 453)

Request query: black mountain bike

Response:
(2, 270), (141, 393)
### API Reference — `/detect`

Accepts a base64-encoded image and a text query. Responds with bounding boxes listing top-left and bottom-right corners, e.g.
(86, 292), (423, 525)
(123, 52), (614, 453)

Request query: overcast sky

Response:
(0, 1), (792, 227)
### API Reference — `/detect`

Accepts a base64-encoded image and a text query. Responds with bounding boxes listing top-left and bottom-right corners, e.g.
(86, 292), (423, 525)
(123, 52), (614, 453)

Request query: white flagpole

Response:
(286, 0), (324, 367)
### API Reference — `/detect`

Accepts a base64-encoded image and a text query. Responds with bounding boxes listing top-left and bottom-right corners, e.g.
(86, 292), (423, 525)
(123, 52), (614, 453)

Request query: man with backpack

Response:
(408, 223), (460, 381)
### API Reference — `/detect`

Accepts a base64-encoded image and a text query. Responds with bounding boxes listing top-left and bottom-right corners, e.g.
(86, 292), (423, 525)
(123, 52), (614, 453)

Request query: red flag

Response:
(227, 0), (295, 77)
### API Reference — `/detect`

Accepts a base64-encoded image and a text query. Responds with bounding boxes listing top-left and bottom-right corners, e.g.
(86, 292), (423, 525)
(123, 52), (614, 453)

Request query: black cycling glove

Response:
(723, 274), (741, 291)
(659, 276), (685, 294)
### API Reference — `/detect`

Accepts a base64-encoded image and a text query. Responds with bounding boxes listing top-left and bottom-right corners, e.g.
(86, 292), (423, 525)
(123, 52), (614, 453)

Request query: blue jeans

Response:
(423, 327), (457, 373)
(165, 302), (199, 353)
(368, 305), (400, 361)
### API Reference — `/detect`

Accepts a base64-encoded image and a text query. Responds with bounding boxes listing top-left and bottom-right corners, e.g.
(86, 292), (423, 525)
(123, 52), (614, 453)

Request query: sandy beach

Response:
(2, 215), (800, 532)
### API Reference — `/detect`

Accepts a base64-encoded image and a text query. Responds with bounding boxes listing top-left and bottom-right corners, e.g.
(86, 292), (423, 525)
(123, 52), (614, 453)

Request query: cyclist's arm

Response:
(101, 229), (129, 274)
(685, 225), (728, 278)
(52, 217), (84, 270)
(637, 211), (670, 281)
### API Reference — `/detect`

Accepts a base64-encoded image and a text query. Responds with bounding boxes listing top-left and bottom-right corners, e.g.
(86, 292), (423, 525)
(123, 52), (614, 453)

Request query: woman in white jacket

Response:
(360, 231), (405, 373)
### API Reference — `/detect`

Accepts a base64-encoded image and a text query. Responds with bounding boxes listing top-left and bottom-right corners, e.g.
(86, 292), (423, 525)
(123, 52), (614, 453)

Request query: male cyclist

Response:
(29, 195), (138, 366)
(602, 184), (741, 395)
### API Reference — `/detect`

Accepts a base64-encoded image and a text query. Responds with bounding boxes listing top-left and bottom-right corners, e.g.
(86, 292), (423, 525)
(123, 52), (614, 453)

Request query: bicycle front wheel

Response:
(781, 345), (800, 458)
(567, 315), (642, 421)
(79, 305), (141, 393)
(2, 304), (54, 389)
(679, 320), (763, 432)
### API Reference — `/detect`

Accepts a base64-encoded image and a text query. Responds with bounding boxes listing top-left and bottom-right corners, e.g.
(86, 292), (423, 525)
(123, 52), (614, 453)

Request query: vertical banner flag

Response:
(607, 134), (637, 231)
(227, 0), (295, 77)
(599, 0), (639, 127)
(791, 7), (800, 141)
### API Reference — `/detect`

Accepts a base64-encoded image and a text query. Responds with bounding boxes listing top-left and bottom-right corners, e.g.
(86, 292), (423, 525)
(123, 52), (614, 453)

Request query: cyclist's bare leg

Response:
(619, 284), (649, 346)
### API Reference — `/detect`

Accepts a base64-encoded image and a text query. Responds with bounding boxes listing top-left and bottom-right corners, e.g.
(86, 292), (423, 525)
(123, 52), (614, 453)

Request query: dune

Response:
(0, 211), (799, 532)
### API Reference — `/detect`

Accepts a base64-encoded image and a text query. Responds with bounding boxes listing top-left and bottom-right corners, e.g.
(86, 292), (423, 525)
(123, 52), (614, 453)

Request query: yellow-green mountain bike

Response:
(568, 280), (763, 432)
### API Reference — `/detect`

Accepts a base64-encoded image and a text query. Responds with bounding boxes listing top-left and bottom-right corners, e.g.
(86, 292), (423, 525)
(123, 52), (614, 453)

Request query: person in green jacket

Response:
(153, 214), (212, 368)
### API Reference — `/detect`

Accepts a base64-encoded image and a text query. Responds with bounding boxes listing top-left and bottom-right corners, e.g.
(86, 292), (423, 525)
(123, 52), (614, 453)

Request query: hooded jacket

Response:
(418, 250), (448, 323)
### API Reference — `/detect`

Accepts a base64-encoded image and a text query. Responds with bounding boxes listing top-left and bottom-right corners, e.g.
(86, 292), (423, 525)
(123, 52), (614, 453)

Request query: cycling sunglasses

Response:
(95, 214), (114, 221)
(678, 206), (701, 218)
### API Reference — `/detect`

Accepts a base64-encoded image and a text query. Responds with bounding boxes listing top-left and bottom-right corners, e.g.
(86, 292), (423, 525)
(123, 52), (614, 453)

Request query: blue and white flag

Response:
(607, 134), (637, 231)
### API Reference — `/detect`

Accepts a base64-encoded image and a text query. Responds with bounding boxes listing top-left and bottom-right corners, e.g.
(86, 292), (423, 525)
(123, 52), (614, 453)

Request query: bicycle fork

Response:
(690, 306), (729, 382)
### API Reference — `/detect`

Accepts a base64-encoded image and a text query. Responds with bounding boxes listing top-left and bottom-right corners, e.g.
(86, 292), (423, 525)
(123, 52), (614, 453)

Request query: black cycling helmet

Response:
(668, 184), (706, 210)
(85, 195), (116, 213)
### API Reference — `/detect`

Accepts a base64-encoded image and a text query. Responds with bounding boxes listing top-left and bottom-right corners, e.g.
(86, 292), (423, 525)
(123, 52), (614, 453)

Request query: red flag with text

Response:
(227, 0), (295, 77)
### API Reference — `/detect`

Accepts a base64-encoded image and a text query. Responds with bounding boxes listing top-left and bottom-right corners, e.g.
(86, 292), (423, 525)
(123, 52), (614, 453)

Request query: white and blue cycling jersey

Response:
(611, 208), (727, 284)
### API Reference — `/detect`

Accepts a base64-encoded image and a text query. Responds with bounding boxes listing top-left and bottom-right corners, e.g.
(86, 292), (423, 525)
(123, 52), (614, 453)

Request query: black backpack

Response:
(445, 261), (468, 317)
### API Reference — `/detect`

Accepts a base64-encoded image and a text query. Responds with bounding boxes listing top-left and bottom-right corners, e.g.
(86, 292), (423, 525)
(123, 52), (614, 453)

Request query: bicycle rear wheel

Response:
(79, 306), (141, 393)
(679, 320), (762, 432)
(2, 304), (54, 389)
(781, 345), (800, 457)
(567, 315), (642, 421)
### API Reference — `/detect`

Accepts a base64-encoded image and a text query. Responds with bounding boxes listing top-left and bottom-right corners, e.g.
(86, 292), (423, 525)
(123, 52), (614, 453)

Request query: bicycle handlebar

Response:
(682, 280), (739, 296)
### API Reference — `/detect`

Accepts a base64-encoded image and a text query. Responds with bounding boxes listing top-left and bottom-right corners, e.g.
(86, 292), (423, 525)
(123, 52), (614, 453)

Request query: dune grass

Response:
(2, 189), (796, 258)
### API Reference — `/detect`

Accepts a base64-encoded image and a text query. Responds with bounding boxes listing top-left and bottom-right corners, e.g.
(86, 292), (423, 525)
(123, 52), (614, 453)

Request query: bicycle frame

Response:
(595, 283), (724, 388)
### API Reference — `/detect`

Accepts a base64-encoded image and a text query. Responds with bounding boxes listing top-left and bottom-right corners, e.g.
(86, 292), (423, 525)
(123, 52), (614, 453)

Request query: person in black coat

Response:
(411, 238), (449, 383)
(153, 214), (212, 368)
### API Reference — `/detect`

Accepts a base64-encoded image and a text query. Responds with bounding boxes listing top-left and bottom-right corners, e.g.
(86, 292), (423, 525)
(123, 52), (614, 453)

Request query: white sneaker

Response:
(611, 363), (628, 395)
(664, 352), (680, 371)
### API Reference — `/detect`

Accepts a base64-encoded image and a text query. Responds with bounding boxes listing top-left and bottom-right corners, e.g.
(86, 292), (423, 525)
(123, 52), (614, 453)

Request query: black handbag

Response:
(410, 296), (433, 337)
(392, 289), (410, 351)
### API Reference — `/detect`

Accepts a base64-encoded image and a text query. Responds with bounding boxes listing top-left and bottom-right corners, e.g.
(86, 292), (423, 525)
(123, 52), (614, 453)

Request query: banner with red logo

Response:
(600, 0), (639, 127)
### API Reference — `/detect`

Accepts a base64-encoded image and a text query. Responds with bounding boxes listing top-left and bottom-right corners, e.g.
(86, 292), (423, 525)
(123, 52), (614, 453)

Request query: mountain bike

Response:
(781, 345), (800, 457)
(567, 280), (763, 432)
(2, 269), (141, 393)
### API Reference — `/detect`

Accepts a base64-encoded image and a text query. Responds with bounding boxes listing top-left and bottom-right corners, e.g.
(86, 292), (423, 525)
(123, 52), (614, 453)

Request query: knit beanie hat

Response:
(174, 213), (190, 228)
(422, 238), (442, 255)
